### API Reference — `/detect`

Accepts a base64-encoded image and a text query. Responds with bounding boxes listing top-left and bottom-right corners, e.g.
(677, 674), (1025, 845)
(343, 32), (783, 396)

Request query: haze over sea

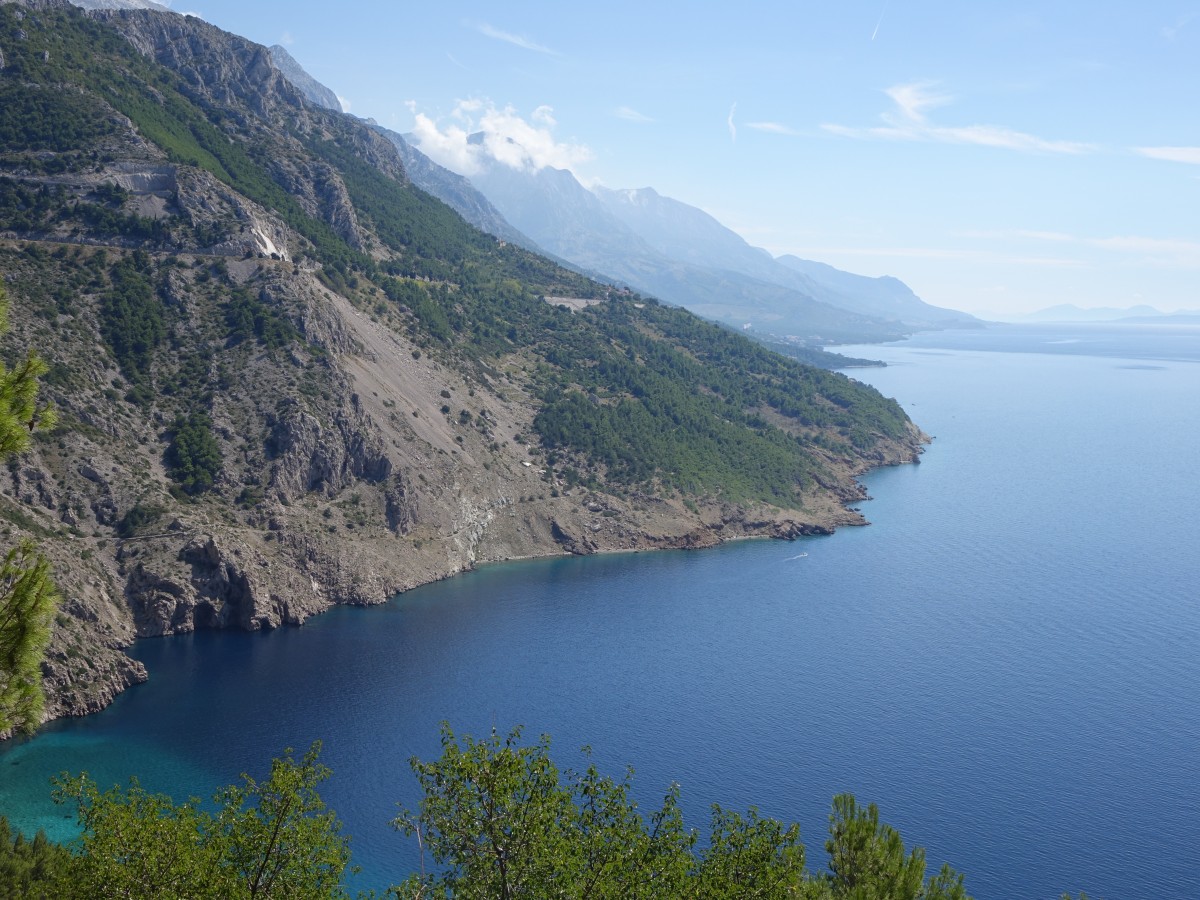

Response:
(3, 322), (1198, 899)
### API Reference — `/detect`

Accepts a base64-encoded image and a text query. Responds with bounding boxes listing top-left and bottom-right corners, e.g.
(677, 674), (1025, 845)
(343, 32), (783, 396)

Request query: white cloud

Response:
(745, 121), (798, 136)
(473, 22), (559, 55)
(408, 104), (480, 176)
(337, 95), (352, 113)
(824, 81), (1094, 154)
(407, 100), (593, 178)
(615, 106), (654, 123)
(871, 0), (889, 40)
(279, 30), (294, 47)
(1162, 13), (1197, 40)
(883, 82), (950, 124)
(1136, 146), (1200, 165)
(728, 102), (738, 142)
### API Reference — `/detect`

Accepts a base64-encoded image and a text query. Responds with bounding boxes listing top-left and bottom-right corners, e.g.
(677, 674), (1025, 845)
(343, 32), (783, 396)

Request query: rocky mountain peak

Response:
(268, 44), (341, 112)
(66, 0), (168, 9)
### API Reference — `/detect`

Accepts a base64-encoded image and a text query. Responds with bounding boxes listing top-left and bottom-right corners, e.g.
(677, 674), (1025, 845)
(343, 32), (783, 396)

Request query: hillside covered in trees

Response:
(0, 0), (924, 727)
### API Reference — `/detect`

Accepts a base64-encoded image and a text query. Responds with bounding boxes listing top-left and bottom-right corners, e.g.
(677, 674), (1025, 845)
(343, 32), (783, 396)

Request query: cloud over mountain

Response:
(408, 100), (593, 177)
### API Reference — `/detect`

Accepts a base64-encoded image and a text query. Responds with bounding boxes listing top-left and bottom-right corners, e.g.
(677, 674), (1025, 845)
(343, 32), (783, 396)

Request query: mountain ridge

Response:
(268, 44), (341, 113)
(400, 133), (976, 339)
(261, 39), (971, 341)
(465, 155), (908, 342)
(0, 0), (924, 729)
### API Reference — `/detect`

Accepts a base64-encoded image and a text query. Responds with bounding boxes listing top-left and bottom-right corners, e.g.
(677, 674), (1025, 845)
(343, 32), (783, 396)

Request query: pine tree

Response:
(0, 279), (59, 735)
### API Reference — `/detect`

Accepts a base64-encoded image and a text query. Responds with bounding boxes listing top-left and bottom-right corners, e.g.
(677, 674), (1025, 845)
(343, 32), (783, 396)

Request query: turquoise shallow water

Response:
(3, 324), (1199, 899)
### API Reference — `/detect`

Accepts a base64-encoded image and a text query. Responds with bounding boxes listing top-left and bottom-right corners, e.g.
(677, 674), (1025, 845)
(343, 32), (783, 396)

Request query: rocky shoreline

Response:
(23, 425), (923, 732)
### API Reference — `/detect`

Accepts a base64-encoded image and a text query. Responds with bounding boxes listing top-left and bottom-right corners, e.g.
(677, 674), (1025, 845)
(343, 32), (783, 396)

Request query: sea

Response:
(2, 320), (1199, 899)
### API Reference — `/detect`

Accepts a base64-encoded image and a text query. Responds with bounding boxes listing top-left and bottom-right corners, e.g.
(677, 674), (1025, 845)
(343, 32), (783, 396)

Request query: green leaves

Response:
(166, 412), (223, 496)
(30, 730), (982, 898)
(0, 286), (57, 459)
(823, 794), (969, 900)
(0, 815), (73, 896)
(393, 726), (851, 900)
(0, 540), (58, 736)
(52, 742), (354, 900)
(0, 281), (58, 736)
(212, 743), (353, 899)
(54, 774), (220, 899)
(392, 727), (973, 900)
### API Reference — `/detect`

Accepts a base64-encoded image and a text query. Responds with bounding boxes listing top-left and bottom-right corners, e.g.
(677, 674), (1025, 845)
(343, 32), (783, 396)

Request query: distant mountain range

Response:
(260, 46), (975, 343)
(459, 148), (977, 342)
(1010, 303), (1200, 323)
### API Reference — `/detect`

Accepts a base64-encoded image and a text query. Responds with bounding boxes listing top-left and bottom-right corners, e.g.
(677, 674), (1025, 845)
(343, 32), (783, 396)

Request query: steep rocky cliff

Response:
(0, 0), (925, 728)
(268, 45), (341, 113)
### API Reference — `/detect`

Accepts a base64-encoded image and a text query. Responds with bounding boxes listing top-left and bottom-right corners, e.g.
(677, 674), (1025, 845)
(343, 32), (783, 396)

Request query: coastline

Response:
(24, 423), (926, 735)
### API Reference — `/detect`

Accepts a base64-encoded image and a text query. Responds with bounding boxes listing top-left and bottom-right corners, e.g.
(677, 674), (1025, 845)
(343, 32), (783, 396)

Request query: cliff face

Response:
(268, 45), (341, 113)
(0, 1), (925, 729)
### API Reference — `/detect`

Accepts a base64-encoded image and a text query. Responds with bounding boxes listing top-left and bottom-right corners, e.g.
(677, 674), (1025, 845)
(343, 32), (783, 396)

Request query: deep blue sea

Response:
(3, 321), (1199, 899)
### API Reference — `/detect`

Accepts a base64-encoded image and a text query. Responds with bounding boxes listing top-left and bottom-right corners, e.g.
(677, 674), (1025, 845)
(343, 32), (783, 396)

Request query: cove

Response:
(3, 324), (1200, 899)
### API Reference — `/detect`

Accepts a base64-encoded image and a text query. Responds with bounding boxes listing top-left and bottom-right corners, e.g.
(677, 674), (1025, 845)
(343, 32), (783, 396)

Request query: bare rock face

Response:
(180, 534), (270, 630)
(265, 397), (391, 502)
(40, 644), (147, 721)
(97, 9), (304, 119)
(268, 44), (341, 112)
(91, 4), (407, 242)
(315, 164), (365, 249)
(122, 531), (335, 637)
(173, 167), (292, 257)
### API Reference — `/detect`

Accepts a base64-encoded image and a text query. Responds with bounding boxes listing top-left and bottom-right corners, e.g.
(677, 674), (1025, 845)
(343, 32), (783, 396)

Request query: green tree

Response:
(822, 794), (969, 900)
(53, 742), (353, 899)
(212, 743), (355, 899)
(0, 815), (73, 898)
(393, 726), (974, 900)
(0, 280), (58, 735)
(394, 725), (824, 900)
(166, 411), (223, 495)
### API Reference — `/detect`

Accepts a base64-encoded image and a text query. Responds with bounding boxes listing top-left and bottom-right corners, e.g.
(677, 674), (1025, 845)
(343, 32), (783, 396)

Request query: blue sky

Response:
(162, 1), (1198, 317)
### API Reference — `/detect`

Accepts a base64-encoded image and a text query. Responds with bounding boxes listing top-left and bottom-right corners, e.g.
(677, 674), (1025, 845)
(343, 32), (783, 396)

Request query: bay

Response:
(3, 324), (1199, 899)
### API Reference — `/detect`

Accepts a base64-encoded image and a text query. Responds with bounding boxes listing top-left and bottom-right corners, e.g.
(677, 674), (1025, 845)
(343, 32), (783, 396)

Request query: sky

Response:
(151, 1), (1198, 317)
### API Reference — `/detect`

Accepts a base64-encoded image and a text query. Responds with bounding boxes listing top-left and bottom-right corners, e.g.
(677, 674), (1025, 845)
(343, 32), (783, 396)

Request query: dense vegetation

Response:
(0, 729), (999, 900)
(0, 279), (58, 736)
(0, 80), (116, 160)
(165, 411), (223, 495)
(0, 2), (918, 510)
(0, 816), (72, 897)
(393, 726), (974, 900)
(98, 252), (165, 398)
(225, 286), (299, 349)
(0, 179), (172, 243)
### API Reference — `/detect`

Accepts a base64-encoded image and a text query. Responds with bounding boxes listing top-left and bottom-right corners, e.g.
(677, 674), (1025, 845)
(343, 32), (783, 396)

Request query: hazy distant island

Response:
(989, 302), (1200, 324)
